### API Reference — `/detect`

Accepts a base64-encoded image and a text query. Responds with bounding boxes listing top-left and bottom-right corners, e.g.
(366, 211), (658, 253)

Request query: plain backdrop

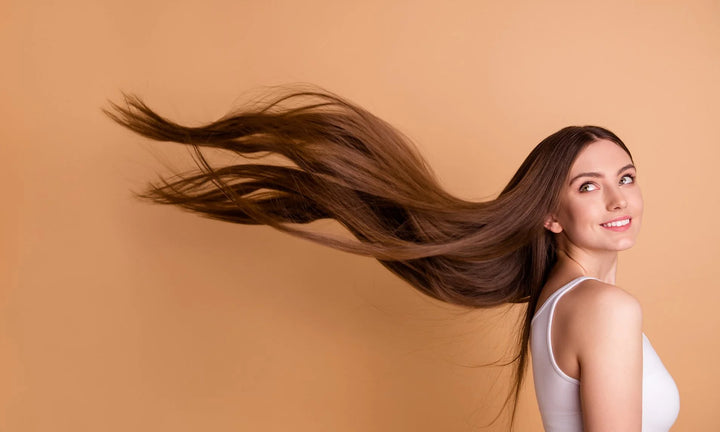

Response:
(2, 1), (719, 430)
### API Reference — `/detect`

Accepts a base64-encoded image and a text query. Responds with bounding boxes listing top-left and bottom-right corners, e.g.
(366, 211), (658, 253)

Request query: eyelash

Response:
(579, 174), (636, 192)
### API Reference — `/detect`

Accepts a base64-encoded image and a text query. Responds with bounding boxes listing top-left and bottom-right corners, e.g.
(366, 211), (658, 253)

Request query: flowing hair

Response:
(104, 84), (632, 429)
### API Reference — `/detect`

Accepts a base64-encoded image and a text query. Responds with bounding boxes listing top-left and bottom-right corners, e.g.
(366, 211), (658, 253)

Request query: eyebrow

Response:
(569, 163), (636, 186)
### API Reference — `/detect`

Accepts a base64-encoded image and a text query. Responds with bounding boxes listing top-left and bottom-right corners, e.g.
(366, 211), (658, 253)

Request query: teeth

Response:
(602, 219), (630, 227)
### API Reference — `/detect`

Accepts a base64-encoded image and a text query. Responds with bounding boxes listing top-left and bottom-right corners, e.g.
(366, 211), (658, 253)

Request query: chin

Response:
(614, 238), (638, 251)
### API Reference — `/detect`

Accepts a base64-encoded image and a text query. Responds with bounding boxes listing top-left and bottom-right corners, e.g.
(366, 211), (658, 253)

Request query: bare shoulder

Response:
(565, 279), (644, 430)
(561, 279), (643, 351)
(566, 279), (642, 316)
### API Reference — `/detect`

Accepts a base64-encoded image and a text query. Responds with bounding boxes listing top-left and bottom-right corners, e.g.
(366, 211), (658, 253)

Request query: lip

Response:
(600, 216), (632, 232)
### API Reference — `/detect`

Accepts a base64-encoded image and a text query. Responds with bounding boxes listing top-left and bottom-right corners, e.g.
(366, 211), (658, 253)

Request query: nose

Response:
(606, 186), (628, 211)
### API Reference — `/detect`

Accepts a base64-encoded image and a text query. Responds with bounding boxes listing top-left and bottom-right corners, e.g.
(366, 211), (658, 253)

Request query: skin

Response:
(535, 139), (644, 431)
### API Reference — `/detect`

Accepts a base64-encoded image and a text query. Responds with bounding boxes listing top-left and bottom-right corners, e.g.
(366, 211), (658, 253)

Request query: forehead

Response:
(569, 139), (633, 173)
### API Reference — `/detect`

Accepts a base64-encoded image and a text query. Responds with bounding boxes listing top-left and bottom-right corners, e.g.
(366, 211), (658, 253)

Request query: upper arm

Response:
(572, 285), (643, 432)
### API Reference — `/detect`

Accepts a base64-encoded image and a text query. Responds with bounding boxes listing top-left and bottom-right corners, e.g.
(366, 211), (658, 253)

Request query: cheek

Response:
(631, 188), (644, 216)
(558, 201), (595, 228)
(571, 199), (593, 219)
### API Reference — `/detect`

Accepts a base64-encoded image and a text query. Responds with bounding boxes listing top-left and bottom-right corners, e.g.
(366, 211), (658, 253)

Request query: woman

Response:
(529, 139), (680, 431)
(105, 85), (679, 431)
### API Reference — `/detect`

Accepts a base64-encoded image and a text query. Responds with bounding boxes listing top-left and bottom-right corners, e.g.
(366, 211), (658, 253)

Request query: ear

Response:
(544, 214), (563, 234)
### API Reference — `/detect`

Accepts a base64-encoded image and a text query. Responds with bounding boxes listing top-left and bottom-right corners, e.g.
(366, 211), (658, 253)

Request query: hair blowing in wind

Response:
(103, 84), (632, 428)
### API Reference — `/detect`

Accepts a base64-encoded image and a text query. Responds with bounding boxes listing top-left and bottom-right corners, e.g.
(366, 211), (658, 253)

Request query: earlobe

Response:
(544, 215), (563, 234)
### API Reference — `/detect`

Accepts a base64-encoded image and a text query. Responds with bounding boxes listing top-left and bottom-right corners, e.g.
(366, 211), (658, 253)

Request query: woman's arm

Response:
(572, 283), (643, 431)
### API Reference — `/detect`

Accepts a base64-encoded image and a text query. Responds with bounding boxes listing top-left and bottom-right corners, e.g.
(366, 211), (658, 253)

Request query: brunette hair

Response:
(104, 85), (632, 429)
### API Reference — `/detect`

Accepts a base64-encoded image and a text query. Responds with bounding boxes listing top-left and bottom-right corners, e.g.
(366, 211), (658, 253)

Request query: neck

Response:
(555, 246), (619, 285)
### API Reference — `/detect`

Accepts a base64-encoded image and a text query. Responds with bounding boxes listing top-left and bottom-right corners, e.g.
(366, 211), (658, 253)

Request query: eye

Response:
(579, 182), (598, 192)
(620, 174), (635, 185)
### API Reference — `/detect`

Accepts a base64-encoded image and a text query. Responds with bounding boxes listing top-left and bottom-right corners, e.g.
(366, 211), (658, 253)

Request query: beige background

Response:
(2, 1), (719, 430)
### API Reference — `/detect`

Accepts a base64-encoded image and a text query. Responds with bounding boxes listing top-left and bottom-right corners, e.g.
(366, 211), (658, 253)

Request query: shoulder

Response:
(562, 279), (643, 355)
(567, 280), (644, 428)
(562, 278), (642, 321)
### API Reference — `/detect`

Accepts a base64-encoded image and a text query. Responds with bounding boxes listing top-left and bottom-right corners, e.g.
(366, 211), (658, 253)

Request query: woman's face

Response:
(545, 139), (643, 253)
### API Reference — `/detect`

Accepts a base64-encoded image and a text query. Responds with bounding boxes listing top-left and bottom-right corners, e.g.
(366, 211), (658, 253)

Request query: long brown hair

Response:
(104, 85), (632, 429)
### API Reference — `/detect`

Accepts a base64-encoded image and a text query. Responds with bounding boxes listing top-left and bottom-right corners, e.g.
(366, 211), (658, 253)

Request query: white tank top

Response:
(530, 276), (680, 431)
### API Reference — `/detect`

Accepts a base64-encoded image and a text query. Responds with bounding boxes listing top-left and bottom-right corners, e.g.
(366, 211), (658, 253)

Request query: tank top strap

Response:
(532, 276), (600, 323)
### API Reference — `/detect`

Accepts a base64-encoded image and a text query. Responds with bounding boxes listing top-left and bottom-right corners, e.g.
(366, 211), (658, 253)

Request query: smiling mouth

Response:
(600, 218), (631, 229)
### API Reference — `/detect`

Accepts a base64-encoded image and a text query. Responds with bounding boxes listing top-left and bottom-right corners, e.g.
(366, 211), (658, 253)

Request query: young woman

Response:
(105, 85), (679, 431)
(530, 139), (680, 431)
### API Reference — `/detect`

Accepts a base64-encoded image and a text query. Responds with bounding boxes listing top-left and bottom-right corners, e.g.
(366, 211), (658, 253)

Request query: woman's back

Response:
(530, 276), (680, 431)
